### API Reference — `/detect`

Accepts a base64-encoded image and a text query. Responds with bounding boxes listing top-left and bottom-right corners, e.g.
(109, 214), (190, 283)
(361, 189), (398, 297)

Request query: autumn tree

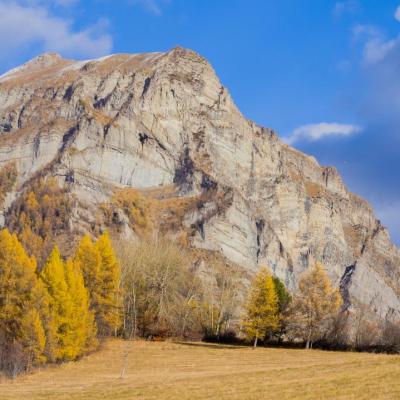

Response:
(40, 247), (76, 360)
(243, 267), (279, 348)
(6, 177), (74, 265)
(74, 234), (101, 313)
(287, 262), (342, 349)
(64, 260), (97, 353)
(95, 231), (122, 336)
(40, 247), (97, 360)
(75, 233), (121, 337)
(0, 229), (49, 377)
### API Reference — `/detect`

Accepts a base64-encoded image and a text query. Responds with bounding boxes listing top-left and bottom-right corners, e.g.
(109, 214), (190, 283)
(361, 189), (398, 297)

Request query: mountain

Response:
(0, 47), (399, 321)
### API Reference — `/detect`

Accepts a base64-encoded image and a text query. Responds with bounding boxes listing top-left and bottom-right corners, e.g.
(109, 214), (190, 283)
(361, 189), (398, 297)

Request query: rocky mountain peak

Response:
(0, 47), (399, 322)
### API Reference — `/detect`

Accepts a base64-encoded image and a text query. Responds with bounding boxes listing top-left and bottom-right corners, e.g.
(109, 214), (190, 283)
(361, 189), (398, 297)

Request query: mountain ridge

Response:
(0, 47), (399, 321)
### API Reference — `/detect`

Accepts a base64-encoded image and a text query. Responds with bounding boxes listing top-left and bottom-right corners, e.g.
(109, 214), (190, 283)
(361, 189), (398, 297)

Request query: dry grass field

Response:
(1, 339), (399, 400)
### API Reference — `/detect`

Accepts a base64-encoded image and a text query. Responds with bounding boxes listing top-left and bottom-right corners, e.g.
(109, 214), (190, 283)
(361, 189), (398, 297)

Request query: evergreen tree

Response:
(288, 262), (342, 349)
(273, 276), (291, 314)
(95, 231), (122, 336)
(243, 267), (279, 348)
(0, 229), (49, 376)
(272, 276), (291, 341)
(40, 247), (76, 360)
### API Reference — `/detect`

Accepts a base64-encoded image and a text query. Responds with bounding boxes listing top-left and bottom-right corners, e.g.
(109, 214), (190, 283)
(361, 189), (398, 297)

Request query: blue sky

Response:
(0, 0), (399, 244)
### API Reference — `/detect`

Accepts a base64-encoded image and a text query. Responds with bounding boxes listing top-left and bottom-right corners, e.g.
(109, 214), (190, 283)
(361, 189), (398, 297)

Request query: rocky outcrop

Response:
(0, 47), (399, 321)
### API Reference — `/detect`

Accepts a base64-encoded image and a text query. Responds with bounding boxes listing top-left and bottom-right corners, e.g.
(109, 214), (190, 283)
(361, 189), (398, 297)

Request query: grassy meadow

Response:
(0, 339), (399, 400)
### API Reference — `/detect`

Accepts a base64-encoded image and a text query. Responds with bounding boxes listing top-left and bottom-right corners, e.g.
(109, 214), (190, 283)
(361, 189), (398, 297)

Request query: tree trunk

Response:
(253, 332), (259, 349)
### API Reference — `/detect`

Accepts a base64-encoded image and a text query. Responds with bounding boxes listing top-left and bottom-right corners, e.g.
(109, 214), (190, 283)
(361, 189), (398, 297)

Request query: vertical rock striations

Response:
(0, 47), (399, 320)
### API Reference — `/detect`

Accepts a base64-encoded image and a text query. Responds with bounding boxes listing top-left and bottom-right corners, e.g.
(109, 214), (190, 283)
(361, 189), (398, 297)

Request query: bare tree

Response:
(116, 238), (202, 339)
(197, 257), (243, 340)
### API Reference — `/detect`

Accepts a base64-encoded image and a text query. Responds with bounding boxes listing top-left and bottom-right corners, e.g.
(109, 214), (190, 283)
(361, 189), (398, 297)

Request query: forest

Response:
(1, 227), (399, 379)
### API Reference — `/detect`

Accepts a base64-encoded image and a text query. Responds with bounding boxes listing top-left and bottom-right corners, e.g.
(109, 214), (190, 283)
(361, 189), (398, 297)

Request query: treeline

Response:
(0, 229), (120, 378)
(116, 240), (400, 352)
(239, 263), (400, 352)
(1, 232), (399, 377)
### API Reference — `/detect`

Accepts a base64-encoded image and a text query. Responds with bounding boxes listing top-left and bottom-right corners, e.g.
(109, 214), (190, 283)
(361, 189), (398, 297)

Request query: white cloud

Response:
(353, 24), (400, 66)
(363, 37), (397, 64)
(283, 123), (362, 145)
(395, 6), (400, 22)
(0, 1), (112, 59)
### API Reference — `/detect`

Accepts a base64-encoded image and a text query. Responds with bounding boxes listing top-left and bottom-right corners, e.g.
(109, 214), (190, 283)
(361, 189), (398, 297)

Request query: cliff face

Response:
(0, 48), (399, 320)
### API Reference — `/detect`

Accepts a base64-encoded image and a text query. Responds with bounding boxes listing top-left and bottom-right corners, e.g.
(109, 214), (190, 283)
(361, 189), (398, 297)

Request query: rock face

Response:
(0, 48), (399, 321)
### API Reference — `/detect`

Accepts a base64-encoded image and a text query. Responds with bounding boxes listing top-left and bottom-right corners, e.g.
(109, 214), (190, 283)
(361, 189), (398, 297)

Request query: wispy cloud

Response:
(129, 0), (169, 16)
(0, 1), (112, 59)
(353, 24), (400, 65)
(283, 123), (361, 145)
(395, 6), (400, 22)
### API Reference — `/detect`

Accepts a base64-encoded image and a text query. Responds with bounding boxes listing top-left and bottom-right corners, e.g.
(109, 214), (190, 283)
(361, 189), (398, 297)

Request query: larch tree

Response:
(74, 235), (101, 319)
(64, 259), (97, 354)
(40, 247), (76, 361)
(0, 229), (49, 377)
(287, 262), (342, 349)
(95, 231), (122, 336)
(243, 267), (279, 348)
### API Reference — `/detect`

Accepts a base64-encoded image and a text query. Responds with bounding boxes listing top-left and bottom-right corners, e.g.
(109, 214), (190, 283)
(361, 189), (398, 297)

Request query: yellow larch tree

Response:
(64, 259), (98, 353)
(243, 267), (279, 348)
(95, 231), (122, 336)
(0, 229), (49, 377)
(74, 234), (101, 312)
(288, 262), (342, 349)
(40, 246), (76, 361)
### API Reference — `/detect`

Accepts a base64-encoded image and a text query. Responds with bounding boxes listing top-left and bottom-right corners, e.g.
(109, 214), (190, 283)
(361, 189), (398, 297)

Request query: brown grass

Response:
(1, 339), (399, 400)
(304, 180), (325, 199)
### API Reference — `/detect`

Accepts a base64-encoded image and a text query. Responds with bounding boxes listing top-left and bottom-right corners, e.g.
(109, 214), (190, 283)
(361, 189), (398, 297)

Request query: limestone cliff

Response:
(0, 48), (399, 321)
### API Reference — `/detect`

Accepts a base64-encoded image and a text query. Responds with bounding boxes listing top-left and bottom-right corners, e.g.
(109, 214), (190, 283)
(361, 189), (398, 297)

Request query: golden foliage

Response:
(242, 267), (279, 347)
(40, 247), (97, 361)
(0, 229), (49, 376)
(95, 232), (122, 336)
(74, 233), (122, 337)
(7, 177), (74, 264)
(40, 247), (75, 361)
(64, 260), (97, 353)
(287, 262), (342, 348)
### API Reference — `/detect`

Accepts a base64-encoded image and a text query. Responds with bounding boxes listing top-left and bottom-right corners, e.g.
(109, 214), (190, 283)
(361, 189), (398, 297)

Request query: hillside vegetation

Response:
(0, 339), (399, 400)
